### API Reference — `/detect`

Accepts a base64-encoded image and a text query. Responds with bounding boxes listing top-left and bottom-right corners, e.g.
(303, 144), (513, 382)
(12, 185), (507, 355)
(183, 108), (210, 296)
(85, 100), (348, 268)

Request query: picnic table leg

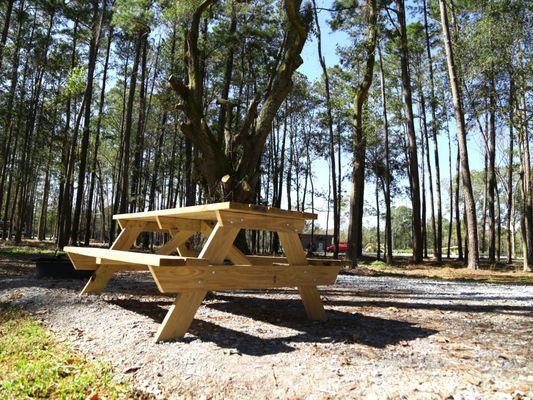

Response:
(155, 222), (240, 342)
(80, 223), (142, 295)
(155, 291), (207, 342)
(278, 231), (327, 321)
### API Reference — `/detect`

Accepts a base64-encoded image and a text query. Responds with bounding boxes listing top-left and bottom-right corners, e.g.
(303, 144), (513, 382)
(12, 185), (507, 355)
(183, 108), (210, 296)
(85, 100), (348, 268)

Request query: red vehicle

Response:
(326, 242), (348, 253)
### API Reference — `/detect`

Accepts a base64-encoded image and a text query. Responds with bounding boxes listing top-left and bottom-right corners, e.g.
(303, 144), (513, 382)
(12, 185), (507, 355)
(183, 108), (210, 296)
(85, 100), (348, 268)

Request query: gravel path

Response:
(1, 256), (532, 400)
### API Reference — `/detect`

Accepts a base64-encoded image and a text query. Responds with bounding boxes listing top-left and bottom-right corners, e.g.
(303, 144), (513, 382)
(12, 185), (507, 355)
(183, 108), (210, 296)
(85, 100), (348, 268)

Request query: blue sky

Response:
(292, 0), (487, 232)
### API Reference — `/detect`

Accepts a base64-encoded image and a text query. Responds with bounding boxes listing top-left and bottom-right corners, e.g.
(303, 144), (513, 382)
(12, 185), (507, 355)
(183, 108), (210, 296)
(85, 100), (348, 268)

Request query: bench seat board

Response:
(149, 264), (340, 292)
(64, 247), (209, 267)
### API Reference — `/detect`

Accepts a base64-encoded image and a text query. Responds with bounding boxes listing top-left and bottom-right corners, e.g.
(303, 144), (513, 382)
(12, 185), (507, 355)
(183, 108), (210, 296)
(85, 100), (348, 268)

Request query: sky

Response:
(291, 0), (488, 234)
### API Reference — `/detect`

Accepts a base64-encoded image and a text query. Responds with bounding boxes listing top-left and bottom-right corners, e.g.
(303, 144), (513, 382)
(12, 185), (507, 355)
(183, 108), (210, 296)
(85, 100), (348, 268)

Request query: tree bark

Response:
(0, 0), (14, 71)
(346, 0), (378, 264)
(71, 0), (101, 244)
(312, 0), (339, 258)
(397, 0), (423, 263)
(488, 75), (497, 262)
(439, 0), (479, 268)
(85, 23), (112, 245)
(455, 150), (463, 260)
(507, 76), (515, 263)
(118, 30), (143, 214)
(423, 0), (443, 261)
(378, 45), (393, 264)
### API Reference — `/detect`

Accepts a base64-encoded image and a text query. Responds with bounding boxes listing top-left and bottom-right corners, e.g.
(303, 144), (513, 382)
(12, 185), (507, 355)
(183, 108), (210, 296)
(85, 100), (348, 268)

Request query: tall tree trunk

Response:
(312, 0), (339, 258)
(347, 0), (378, 265)
(57, 16), (80, 248)
(420, 85), (437, 259)
(118, 30), (142, 214)
(439, 0), (479, 268)
(131, 31), (149, 213)
(423, 0), (442, 261)
(376, 174), (381, 260)
(507, 76), (515, 264)
(218, 3), (236, 144)
(516, 88), (532, 271)
(455, 150), (463, 260)
(37, 146), (52, 241)
(0, 0), (14, 71)
(397, 0), (423, 263)
(0, 0), (25, 219)
(420, 113), (427, 258)
(481, 151), (488, 255)
(496, 180), (501, 262)
(379, 45), (393, 264)
(488, 75), (497, 262)
(85, 24), (112, 245)
(446, 118), (453, 258)
(71, 0), (101, 244)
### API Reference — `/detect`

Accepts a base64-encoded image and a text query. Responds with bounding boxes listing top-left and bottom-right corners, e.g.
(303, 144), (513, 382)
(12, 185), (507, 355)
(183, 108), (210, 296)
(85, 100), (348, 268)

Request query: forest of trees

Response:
(0, 0), (530, 270)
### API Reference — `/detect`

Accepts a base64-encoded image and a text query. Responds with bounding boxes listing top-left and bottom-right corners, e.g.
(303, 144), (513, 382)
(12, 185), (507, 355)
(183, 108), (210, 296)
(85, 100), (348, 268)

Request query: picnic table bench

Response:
(65, 202), (340, 342)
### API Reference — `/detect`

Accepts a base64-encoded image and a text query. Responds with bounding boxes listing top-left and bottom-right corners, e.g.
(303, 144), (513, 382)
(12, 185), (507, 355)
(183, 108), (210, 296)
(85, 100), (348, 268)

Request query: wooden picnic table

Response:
(65, 202), (340, 342)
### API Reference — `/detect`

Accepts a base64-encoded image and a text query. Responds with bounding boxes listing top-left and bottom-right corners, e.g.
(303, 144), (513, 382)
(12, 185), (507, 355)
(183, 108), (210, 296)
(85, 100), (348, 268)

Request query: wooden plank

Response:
(155, 291), (206, 342)
(113, 202), (316, 222)
(149, 264), (340, 292)
(64, 247), (209, 267)
(198, 222), (240, 264)
(67, 252), (98, 270)
(200, 220), (251, 265)
(154, 216), (202, 231)
(115, 220), (196, 232)
(227, 246), (252, 266)
(110, 222), (143, 248)
(167, 227), (198, 257)
(81, 266), (121, 294)
(298, 286), (327, 321)
(95, 262), (149, 271)
(278, 232), (308, 265)
(245, 255), (344, 266)
(229, 202), (317, 220)
(216, 210), (305, 233)
(155, 230), (194, 255)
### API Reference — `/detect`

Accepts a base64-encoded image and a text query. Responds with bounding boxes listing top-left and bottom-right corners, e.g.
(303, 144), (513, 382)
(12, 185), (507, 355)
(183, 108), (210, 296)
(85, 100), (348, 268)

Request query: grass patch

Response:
(370, 260), (388, 267)
(0, 303), (139, 399)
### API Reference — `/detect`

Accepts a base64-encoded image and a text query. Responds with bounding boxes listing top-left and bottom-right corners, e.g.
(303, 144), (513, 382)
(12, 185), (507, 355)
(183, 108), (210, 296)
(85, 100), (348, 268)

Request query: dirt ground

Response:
(0, 251), (532, 400)
(349, 256), (533, 285)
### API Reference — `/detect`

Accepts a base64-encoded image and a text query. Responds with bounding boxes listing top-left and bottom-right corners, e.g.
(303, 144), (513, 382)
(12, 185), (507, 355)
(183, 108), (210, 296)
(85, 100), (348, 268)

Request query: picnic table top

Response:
(113, 202), (317, 222)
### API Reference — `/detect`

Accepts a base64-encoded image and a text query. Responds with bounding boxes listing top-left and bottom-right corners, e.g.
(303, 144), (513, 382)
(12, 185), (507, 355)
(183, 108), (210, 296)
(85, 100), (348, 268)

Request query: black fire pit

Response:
(34, 254), (93, 279)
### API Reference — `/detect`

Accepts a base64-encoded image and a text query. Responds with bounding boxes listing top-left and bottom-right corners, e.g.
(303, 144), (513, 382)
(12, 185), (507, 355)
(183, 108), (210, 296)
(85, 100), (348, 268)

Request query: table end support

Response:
(80, 266), (116, 295)
(155, 291), (206, 342)
(298, 285), (327, 321)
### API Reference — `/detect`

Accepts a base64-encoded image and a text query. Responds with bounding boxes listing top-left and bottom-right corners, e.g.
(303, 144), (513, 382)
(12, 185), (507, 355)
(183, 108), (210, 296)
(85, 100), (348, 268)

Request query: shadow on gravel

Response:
(109, 297), (437, 356)
(313, 291), (533, 316)
(0, 274), (165, 297)
(255, 289), (533, 315)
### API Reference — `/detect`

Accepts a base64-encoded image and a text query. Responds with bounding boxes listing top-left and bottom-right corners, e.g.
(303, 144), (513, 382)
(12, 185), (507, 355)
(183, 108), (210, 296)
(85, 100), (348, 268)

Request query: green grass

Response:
(0, 303), (137, 399)
(370, 260), (388, 267)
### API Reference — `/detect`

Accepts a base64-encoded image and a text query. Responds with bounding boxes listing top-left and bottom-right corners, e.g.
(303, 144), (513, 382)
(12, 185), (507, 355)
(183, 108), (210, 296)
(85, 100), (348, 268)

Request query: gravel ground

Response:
(0, 255), (532, 400)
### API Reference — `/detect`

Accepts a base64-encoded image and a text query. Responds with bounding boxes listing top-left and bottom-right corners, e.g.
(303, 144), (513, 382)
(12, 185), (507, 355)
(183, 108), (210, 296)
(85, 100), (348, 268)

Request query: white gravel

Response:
(1, 261), (532, 400)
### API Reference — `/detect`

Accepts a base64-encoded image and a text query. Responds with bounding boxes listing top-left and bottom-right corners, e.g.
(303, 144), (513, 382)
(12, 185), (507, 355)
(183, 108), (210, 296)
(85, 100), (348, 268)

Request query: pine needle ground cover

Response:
(0, 303), (135, 399)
